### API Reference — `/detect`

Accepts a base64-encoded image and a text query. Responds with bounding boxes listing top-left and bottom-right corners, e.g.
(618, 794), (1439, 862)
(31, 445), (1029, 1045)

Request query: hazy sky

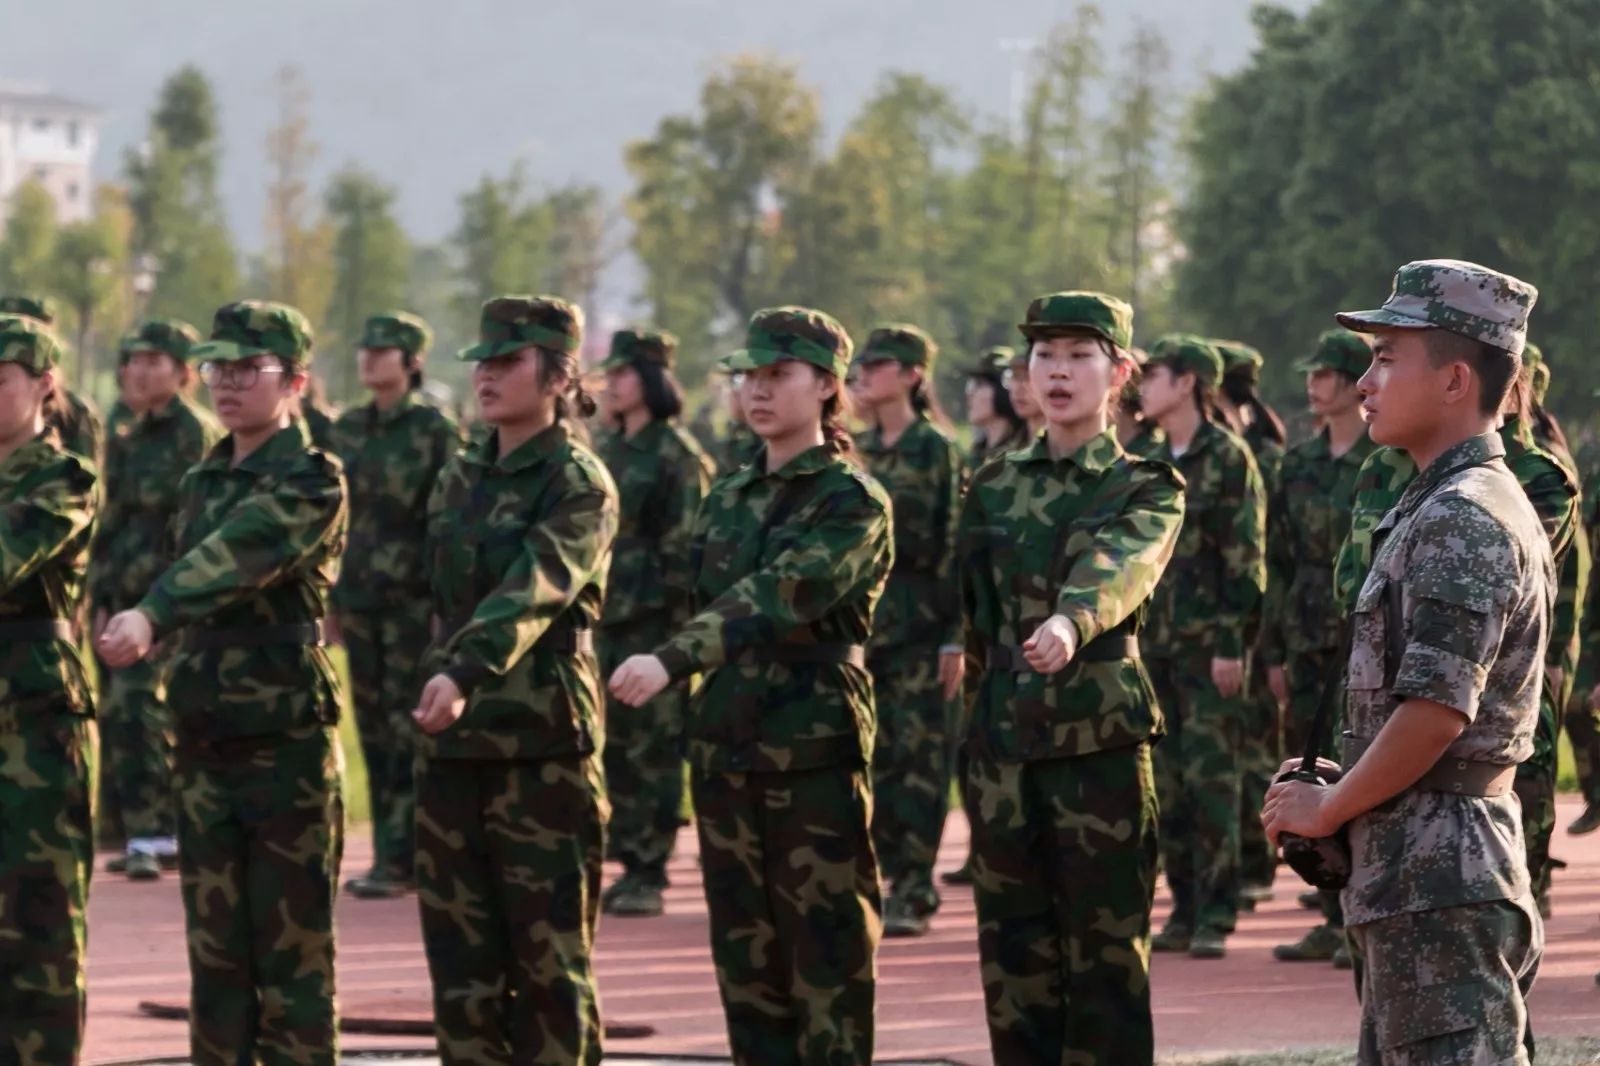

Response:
(2, 0), (1311, 252)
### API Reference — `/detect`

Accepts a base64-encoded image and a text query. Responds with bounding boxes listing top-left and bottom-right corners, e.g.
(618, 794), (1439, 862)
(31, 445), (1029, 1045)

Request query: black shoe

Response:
(940, 861), (975, 886)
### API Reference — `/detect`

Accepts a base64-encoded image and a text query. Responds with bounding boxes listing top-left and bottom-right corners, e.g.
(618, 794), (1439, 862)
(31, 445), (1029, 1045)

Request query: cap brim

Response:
(455, 340), (524, 363)
(723, 348), (784, 372)
(596, 355), (632, 372)
(1333, 308), (1432, 333)
(188, 339), (269, 363)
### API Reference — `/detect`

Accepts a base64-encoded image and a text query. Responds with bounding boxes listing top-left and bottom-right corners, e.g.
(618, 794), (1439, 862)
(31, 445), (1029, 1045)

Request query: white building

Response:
(0, 82), (101, 227)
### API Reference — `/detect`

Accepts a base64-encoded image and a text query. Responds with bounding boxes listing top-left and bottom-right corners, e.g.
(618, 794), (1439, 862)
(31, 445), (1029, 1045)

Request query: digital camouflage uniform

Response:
(1143, 335), (1267, 952)
(0, 317), (98, 1066)
(853, 323), (965, 932)
(593, 328), (713, 912)
(417, 296), (618, 1066)
(91, 319), (221, 871)
(1332, 261), (1548, 1064)
(1217, 340), (1286, 898)
(330, 312), (462, 897)
(130, 302), (348, 1065)
(956, 289), (1184, 1065)
(652, 307), (892, 1066)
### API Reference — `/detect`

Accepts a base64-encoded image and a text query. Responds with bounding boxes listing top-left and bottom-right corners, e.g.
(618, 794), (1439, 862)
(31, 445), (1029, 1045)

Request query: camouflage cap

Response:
(458, 295), (584, 362)
(0, 294), (58, 325)
(1335, 259), (1538, 356)
(1216, 340), (1264, 385)
(359, 311), (433, 358)
(1018, 291), (1134, 350)
(1297, 329), (1372, 378)
(0, 314), (64, 373)
(967, 345), (1015, 379)
(120, 317), (204, 364)
(856, 323), (937, 368)
(190, 300), (316, 365)
(598, 327), (679, 372)
(724, 306), (853, 380)
(1147, 333), (1224, 388)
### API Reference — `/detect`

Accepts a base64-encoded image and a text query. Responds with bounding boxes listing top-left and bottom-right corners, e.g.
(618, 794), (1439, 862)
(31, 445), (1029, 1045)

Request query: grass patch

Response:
(328, 647), (371, 827)
(1160, 1035), (1600, 1065)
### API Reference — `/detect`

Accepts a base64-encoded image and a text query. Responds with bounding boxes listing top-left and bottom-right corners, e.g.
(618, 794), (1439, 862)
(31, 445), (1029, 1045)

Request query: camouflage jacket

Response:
(48, 388), (105, 466)
(1241, 421), (1285, 489)
(0, 430), (97, 719)
(90, 395), (223, 612)
(299, 400), (339, 452)
(1121, 423), (1166, 461)
(654, 442), (893, 773)
(330, 392), (462, 613)
(968, 423), (1032, 469)
(957, 429), (1183, 760)
(596, 419), (715, 631)
(1143, 419), (1267, 659)
(421, 422), (619, 761)
(1260, 430), (1377, 664)
(1344, 432), (1554, 924)
(137, 420), (348, 740)
(717, 421), (762, 475)
(1334, 446), (1417, 614)
(105, 398), (138, 442)
(857, 415), (965, 651)
(1582, 465), (1600, 669)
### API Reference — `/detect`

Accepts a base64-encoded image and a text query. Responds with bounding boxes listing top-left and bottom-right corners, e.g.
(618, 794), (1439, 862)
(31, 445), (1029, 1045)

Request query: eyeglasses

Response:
(1001, 368), (1017, 386)
(200, 361), (287, 390)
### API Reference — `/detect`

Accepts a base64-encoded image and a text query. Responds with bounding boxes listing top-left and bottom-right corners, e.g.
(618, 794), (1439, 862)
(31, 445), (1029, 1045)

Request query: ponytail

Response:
(536, 345), (598, 422)
(819, 368), (858, 460)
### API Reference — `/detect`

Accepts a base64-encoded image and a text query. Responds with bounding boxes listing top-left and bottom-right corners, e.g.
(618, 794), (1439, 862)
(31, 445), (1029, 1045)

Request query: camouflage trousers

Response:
(868, 645), (953, 914)
(1148, 652), (1243, 934)
(1351, 899), (1539, 1065)
(175, 724), (343, 1065)
(1563, 660), (1600, 806)
(600, 615), (685, 884)
(416, 753), (607, 1066)
(342, 604), (430, 879)
(692, 765), (880, 1066)
(965, 743), (1158, 1066)
(100, 658), (174, 842)
(0, 714), (94, 1066)
(1237, 653), (1280, 891)
(1286, 647), (1347, 928)
(1514, 693), (1559, 904)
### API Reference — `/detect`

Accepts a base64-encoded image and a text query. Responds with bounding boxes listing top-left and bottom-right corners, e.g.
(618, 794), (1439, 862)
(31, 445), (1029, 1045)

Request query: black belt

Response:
(0, 619), (74, 642)
(184, 622), (325, 651)
(1343, 734), (1517, 798)
(735, 643), (867, 670)
(985, 634), (1140, 672)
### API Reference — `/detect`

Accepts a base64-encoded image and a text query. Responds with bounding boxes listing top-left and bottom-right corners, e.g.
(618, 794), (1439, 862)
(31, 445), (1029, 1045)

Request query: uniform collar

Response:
(465, 420), (571, 473)
(860, 413), (928, 455)
(205, 418), (312, 476)
(0, 427), (58, 473)
(368, 389), (421, 426)
(1396, 431), (1505, 513)
(620, 418), (669, 453)
(724, 440), (837, 489)
(1010, 426), (1123, 473)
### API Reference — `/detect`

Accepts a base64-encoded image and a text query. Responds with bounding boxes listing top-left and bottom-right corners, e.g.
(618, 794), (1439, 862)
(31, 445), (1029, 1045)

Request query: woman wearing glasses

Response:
(0, 315), (99, 1065)
(100, 301), (349, 1065)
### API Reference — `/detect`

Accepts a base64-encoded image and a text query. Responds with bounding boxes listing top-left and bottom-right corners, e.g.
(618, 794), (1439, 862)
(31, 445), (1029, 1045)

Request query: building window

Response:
(67, 122), (79, 147)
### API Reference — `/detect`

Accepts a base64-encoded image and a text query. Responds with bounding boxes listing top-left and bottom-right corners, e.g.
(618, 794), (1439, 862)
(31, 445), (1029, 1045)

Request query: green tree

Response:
(53, 185), (135, 387)
(1101, 22), (1173, 315)
(451, 166), (552, 323)
(542, 183), (611, 316)
(125, 65), (240, 324)
(0, 180), (59, 295)
(324, 167), (411, 396)
(260, 66), (333, 334)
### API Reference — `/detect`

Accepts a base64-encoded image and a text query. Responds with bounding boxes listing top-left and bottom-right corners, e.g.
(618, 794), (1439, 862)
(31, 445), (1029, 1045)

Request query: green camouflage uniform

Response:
(130, 302), (348, 1064)
(1217, 341), (1286, 895)
(91, 320), (221, 860)
(1572, 465), (1600, 807)
(0, 316), (99, 1066)
(1332, 261), (1548, 1062)
(965, 346), (1030, 468)
(652, 307), (891, 1066)
(300, 396), (339, 453)
(417, 296), (618, 1065)
(331, 312), (462, 892)
(1143, 335), (1267, 947)
(594, 328), (714, 902)
(853, 324), (965, 927)
(955, 284), (1183, 1066)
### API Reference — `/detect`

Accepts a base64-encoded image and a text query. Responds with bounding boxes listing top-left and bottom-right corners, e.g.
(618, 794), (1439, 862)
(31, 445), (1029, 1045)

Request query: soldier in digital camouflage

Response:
(1140, 332), (1267, 960)
(847, 323), (965, 937)
(593, 326), (713, 918)
(1214, 339), (1290, 912)
(962, 345), (1029, 468)
(328, 311), (463, 901)
(90, 318), (222, 881)
(955, 291), (1182, 1064)
(0, 315), (98, 1066)
(610, 306), (891, 1066)
(0, 295), (105, 467)
(98, 300), (349, 1065)
(411, 295), (617, 1065)
(1265, 260), (1551, 1065)
(1260, 328), (1375, 967)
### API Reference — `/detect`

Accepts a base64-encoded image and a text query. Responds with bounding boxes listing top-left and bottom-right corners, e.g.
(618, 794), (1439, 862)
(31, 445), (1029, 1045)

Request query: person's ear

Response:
(1442, 360), (1473, 408)
(286, 369), (309, 397)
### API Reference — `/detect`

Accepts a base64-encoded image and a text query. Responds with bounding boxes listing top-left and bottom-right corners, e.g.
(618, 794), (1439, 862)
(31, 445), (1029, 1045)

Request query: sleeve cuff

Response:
(134, 591), (177, 641)
(1392, 645), (1486, 723)
(1214, 630), (1245, 659)
(655, 644), (698, 683)
(443, 659), (493, 698)
(1058, 604), (1101, 648)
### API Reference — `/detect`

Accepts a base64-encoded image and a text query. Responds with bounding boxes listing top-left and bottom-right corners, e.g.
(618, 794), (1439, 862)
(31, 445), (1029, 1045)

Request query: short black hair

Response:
(1421, 330), (1517, 417)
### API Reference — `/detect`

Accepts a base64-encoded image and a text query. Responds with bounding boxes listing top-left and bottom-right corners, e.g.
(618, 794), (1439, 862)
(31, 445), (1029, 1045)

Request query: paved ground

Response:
(84, 798), (1600, 1065)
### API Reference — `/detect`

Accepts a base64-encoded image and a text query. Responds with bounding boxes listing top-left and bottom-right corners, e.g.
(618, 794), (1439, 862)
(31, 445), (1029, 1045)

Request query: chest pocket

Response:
(1347, 575), (1391, 692)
